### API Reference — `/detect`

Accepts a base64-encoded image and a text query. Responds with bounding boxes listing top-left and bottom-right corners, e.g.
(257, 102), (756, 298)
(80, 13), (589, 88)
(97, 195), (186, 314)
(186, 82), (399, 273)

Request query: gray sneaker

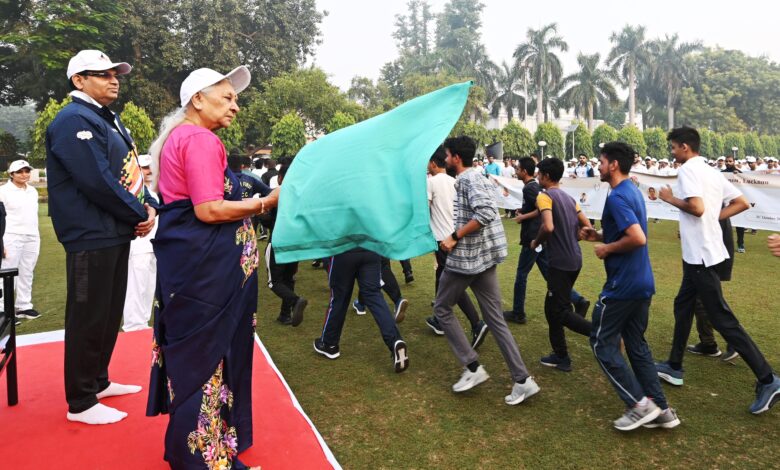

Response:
(613, 401), (661, 431)
(643, 408), (681, 429)
(504, 377), (540, 405)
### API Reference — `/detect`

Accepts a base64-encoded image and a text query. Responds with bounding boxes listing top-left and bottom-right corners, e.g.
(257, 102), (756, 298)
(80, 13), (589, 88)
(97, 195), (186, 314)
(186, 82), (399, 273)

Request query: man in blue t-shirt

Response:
(580, 142), (679, 432)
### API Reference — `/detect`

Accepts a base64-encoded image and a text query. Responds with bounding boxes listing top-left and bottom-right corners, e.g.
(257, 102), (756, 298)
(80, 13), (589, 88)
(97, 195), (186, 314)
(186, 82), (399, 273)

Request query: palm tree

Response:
(559, 53), (618, 131)
(490, 60), (526, 121)
(647, 34), (702, 129)
(513, 23), (568, 124)
(607, 25), (649, 126)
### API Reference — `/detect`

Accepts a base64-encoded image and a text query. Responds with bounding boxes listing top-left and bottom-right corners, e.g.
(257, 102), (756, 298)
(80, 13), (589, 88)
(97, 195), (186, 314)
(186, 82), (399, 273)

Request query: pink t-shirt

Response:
(159, 125), (226, 205)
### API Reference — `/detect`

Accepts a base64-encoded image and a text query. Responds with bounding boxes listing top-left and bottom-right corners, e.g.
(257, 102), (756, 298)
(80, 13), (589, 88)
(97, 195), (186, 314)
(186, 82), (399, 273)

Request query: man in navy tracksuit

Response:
(314, 248), (409, 373)
(46, 50), (156, 425)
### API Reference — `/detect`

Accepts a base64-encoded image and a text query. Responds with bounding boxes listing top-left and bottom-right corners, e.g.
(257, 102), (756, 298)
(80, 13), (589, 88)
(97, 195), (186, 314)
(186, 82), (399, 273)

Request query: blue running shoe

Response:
(655, 361), (684, 386)
(352, 299), (366, 316)
(749, 375), (780, 415)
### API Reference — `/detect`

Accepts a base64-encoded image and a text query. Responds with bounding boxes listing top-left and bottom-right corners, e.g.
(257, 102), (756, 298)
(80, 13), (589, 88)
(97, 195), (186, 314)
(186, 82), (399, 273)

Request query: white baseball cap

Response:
(67, 50), (131, 79)
(138, 154), (152, 167)
(8, 160), (32, 173)
(179, 66), (251, 108)
(746, 156), (757, 163)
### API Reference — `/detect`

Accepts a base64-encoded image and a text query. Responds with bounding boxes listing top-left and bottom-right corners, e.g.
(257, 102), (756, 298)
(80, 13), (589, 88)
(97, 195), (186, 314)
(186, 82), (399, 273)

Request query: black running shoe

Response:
(686, 342), (722, 357)
(16, 309), (40, 320)
(313, 338), (340, 359)
(393, 340), (409, 373)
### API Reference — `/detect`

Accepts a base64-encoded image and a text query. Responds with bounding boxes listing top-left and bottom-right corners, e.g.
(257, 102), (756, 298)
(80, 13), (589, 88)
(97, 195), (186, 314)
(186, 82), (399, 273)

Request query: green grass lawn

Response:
(19, 205), (780, 469)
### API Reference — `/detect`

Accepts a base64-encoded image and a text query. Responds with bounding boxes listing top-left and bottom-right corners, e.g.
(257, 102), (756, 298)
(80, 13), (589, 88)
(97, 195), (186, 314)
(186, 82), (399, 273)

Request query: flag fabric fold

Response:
(272, 81), (472, 263)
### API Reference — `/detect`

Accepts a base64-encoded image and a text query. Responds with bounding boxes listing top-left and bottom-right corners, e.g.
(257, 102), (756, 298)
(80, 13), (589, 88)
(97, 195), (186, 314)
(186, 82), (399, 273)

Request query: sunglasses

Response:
(79, 71), (124, 80)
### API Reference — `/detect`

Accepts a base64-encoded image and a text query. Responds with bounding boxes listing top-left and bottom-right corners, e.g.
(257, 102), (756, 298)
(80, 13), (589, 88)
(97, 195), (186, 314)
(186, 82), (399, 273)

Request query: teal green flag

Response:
(273, 81), (472, 263)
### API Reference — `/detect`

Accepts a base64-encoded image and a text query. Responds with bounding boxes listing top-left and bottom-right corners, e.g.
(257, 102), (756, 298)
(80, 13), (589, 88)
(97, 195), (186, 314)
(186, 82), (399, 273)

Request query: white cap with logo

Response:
(179, 66), (251, 108)
(8, 160), (33, 173)
(67, 50), (132, 79)
(138, 154), (152, 167)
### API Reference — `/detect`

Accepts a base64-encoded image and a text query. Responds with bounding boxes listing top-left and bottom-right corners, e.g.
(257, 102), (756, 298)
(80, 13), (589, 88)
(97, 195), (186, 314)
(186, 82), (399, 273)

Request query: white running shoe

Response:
(452, 365), (489, 393)
(504, 377), (540, 405)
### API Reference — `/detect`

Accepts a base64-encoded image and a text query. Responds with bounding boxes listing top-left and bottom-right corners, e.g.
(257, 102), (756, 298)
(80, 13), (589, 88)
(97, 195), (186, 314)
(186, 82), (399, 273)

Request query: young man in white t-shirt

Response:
(424, 146), (487, 348)
(656, 126), (779, 415)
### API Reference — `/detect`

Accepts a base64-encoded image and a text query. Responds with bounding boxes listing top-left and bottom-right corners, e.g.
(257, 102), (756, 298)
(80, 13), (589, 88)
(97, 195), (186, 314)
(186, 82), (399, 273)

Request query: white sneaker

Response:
(452, 365), (489, 393)
(504, 377), (540, 405)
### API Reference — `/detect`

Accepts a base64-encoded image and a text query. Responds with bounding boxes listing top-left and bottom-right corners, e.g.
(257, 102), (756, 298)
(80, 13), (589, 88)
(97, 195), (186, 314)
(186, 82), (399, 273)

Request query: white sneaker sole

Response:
(393, 341), (409, 373)
(395, 299), (408, 323)
(452, 371), (489, 393)
(614, 407), (661, 431)
(643, 416), (681, 429)
(657, 372), (683, 386)
(426, 322), (444, 336)
(505, 382), (540, 405)
(352, 304), (366, 316)
(751, 390), (780, 415)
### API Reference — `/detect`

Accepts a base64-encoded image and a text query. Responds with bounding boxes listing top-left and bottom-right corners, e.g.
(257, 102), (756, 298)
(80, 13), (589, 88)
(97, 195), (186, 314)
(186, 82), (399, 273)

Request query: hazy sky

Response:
(309, 0), (779, 92)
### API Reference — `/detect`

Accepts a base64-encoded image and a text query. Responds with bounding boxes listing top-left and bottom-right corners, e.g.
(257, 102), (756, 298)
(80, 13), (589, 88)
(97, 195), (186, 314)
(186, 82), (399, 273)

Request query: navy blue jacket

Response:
(46, 96), (152, 252)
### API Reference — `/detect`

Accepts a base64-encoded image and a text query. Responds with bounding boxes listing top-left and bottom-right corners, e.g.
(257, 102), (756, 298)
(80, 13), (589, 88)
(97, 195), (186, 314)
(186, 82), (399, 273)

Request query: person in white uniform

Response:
(121, 154), (158, 331)
(0, 159), (41, 320)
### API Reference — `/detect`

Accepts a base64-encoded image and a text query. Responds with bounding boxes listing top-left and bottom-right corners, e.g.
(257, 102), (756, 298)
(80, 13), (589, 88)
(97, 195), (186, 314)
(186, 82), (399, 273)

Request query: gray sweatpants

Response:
(433, 265), (529, 383)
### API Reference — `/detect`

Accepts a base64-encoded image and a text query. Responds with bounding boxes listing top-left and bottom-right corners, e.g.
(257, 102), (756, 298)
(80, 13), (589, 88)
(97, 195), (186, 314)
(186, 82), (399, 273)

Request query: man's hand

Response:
(768, 234), (780, 257)
(439, 236), (457, 253)
(134, 203), (156, 237)
(593, 242), (610, 259)
(658, 185), (674, 203)
(530, 239), (539, 251)
(579, 226), (600, 242)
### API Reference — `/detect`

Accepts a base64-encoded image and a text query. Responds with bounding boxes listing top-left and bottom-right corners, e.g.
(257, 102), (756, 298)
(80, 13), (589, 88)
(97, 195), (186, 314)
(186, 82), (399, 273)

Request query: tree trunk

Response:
(587, 102), (594, 132)
(628, 65), (636, 126)
(667, 83), (675, 130)
(536, 69), (544, 123)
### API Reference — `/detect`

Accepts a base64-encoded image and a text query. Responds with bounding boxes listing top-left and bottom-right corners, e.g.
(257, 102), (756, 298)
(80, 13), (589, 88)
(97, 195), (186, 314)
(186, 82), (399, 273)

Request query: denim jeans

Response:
(511, 246), (585, 315)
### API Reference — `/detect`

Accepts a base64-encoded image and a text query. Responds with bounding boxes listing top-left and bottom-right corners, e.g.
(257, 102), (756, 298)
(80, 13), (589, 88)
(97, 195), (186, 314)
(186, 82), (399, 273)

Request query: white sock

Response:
(96, 382), (142, 399)
(636, 397), (650, 407)
(67, 403), (128, 425)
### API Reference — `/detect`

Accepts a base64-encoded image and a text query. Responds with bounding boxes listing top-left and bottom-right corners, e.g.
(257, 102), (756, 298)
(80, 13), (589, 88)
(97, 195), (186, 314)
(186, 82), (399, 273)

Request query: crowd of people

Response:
(12, 48), (778, 469)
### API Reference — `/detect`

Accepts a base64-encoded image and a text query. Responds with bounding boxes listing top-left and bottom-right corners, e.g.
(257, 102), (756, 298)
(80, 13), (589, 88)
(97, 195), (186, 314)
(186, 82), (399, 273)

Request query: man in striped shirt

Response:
(434, 136), (539, 405)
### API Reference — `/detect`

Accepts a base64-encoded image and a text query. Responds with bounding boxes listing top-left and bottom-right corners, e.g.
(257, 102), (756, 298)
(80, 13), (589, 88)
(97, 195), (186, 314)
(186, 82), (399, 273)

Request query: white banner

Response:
(488, 172), (780, 231)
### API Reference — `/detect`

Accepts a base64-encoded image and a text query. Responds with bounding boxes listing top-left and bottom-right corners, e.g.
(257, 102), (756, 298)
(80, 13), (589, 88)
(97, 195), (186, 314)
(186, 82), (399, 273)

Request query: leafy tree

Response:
(402, 72), (487, 133)
(681, 48), (780, 134)
(435, 0), (495, 97)
(534, 122), (564, 158)
(564, 121), (592, 159)
(457, 121), (491, 150)
(119, 102), (155, 154)
(699, 128), (716, 158)
(500, 121), (535, 157)
(760, 135), (777, 157)
(513, 23), (568, 124)
(677, 85), (747, 133)
(710, 132), (725, 157)
(743, 132), (763, 157)
(216, 112), (245, 153)
(591, 124), (618, 156)
(722, 132), (745, 159)
(31, 96), (72, 161)
(0, 103), (37, 147)
(491, 61), (526, 121)
(0, 1), (122, 107)
(607, 25), (649, 126)
(558, 53), (618, 131)
(617, 125), (647, 156)
(392, 0), (437, 76)
(347, 76), (397, 116)
(647, 34), (702, 129)
(0, 130), (18, 157)
(243, 67), (360, 146)
(326, 111), (356, 133)
(643, 127), (667, 158)
(270, 112), (306, 157)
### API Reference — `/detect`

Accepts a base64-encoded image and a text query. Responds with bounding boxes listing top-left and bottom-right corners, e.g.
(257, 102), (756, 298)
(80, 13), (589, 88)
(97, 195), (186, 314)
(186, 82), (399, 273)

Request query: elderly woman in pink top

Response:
(145, 66), (276, 470)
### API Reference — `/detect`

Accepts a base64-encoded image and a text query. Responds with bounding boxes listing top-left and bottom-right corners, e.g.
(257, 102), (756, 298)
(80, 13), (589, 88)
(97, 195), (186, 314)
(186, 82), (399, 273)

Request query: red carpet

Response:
(0, 330), (339, 469)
